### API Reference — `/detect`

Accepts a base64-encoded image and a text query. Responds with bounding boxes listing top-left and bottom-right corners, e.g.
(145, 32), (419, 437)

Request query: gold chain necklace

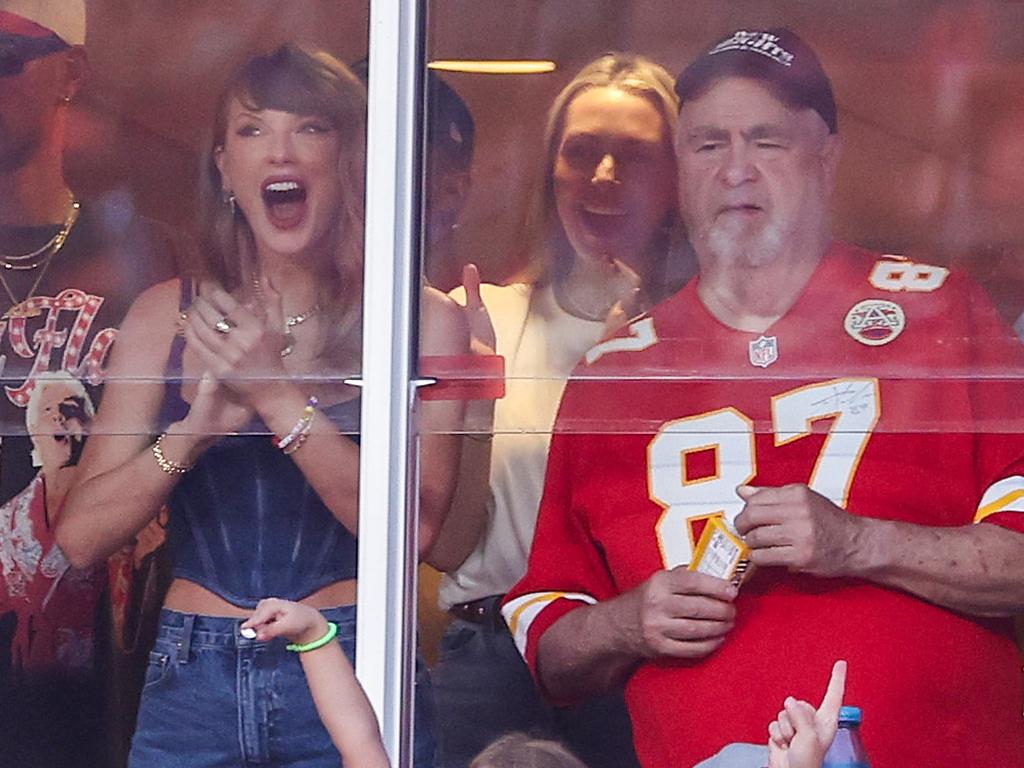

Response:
(251, 273), (322, 356)
(284, 303), (321, 328)
(0, 197), (80, 271)
(0, 200), (81, 320)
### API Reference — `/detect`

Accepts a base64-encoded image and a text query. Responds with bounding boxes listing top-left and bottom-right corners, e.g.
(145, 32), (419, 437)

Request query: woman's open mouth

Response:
(262, 178), (308, 230)
(578, 203), (627, 238)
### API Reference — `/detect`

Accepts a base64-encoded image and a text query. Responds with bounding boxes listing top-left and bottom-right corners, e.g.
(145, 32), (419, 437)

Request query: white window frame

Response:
(357, 1), (427, 766)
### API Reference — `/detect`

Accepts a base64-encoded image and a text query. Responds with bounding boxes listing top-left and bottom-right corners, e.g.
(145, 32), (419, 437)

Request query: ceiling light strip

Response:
(428, 59), (556, 74)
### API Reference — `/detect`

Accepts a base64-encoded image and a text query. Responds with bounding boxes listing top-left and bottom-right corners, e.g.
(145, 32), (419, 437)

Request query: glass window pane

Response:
(0, 3), (376, 766)
(419, 5), (1024, 768)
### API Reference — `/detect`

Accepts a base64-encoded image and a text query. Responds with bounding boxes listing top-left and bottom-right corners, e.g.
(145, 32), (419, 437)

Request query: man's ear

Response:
(820, 133), (843, 192)
(62, 47), (89, 102)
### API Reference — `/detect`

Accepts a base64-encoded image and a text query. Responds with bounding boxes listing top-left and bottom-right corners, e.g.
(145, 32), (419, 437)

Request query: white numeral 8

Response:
(869, 260), (948, 293)
(649, 408), (755, 569)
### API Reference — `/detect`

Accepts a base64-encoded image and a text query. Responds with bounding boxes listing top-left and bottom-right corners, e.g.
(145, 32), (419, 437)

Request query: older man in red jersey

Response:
(505, 28), (1024, 768)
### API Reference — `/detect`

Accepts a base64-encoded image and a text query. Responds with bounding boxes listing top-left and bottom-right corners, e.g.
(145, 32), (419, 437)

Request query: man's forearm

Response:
(534, 568), (739, 700)
(536, 594), (643, 701)
(850, 519), (1024, 616)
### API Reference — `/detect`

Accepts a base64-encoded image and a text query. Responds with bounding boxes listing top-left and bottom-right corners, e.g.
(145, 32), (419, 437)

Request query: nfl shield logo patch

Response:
(748, 335), (778, 368)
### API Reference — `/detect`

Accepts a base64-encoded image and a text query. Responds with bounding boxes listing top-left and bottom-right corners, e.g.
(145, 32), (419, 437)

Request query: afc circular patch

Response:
(844, 299), (906, 346)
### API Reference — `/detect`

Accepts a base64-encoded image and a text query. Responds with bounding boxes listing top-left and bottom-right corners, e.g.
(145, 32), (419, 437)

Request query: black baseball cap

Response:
(425, 73), (475, 171)
(0, 1), (84, 78)
(350, 57), (475, 170)
(674, 28), (837, 133)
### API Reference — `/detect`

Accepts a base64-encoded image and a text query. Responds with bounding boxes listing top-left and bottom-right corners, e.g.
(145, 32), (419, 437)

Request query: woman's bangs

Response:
(232, 50), (345, 128)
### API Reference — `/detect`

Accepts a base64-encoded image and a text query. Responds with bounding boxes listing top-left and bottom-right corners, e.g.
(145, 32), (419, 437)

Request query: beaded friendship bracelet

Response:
(151, 433), (193, 475)
(272, 395), (318, 454)
(282, 431), (309, 456)
(286, 621), (338, 653)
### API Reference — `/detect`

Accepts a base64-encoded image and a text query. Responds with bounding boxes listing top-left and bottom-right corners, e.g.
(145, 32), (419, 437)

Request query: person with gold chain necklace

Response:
(0, 2), (178, 767)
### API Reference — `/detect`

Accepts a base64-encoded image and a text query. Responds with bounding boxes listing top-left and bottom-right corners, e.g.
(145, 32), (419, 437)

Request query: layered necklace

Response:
(251, 273), (322, 357)
(0, 196), (81, 319)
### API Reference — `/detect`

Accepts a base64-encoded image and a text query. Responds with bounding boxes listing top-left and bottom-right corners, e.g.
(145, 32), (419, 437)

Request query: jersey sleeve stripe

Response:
(501, 591), (597, 658)
(975, 476), (1024, 523)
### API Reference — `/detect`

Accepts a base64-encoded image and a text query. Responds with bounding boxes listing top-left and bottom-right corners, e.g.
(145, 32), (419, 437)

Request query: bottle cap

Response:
(838, 705), (862, 724)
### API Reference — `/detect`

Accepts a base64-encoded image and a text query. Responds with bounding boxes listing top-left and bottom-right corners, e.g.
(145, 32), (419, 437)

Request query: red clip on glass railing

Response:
(419, 354), (505, 401)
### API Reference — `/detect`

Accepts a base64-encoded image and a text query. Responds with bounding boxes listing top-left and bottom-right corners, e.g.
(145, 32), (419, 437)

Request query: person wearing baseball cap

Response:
(0, 0), (86, 215)
(673, 28), (837, 134)
(502, 27), (1024, 768)
(0, 2), (178, 767)
(350, 57), (476, 289)
(422, 70), (475, 288)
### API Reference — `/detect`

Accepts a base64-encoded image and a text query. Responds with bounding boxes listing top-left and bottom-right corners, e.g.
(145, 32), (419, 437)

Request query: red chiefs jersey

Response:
(503, 242), (1024, 768)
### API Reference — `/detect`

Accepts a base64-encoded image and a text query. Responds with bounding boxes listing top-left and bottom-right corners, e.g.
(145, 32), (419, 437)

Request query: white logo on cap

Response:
(709, 31), (794, 67)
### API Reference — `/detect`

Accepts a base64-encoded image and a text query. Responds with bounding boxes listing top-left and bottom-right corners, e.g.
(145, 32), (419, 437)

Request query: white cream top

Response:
(439, 281), (607, 609)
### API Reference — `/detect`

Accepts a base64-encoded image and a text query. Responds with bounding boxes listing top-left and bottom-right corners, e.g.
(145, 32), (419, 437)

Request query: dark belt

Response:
(448, 595), (506, 629)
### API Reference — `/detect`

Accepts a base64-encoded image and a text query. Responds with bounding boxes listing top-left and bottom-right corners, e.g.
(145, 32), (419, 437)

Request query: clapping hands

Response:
(184, 281), (289, 399)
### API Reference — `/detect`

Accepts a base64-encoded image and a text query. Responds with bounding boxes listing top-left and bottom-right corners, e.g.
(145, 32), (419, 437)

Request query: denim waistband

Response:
(155, 606), (356, 656)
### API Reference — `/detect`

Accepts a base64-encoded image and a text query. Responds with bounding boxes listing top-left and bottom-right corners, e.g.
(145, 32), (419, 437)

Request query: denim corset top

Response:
(159, 283), (360, 608)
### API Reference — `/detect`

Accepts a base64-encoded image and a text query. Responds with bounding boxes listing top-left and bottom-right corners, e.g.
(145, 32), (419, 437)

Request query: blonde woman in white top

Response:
(426, 52), (694, 768)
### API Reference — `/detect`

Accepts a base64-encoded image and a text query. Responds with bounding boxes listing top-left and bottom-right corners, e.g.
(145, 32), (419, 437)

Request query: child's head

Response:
(469, 733), (588, 768)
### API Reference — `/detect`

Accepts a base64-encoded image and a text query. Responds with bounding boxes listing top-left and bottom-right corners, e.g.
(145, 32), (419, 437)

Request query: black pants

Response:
(432, 596), (640, 768)
(0, 672), (105, 768)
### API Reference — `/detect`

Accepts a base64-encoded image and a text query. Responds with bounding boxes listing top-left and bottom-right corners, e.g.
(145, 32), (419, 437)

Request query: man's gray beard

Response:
(704, 217), (787, 269)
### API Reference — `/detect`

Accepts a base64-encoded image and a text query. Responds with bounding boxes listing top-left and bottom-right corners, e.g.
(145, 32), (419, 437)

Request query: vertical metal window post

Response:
(358, 0), (425, 766)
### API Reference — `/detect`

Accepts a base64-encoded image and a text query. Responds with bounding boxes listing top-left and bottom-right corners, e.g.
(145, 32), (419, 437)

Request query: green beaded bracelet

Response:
(286, 621), (338, 653)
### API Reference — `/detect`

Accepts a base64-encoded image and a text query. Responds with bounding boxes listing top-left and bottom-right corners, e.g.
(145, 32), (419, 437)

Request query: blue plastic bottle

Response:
(822, 706), (871, 768)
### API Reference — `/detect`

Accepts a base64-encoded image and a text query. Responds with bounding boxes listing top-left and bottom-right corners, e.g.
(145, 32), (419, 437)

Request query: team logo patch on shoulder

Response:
(748, 335), (778, 367)
(844, 299), (905, 346)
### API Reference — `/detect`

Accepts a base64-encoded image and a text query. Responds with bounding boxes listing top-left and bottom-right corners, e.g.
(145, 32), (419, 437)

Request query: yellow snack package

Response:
(687, 516), (751, 588)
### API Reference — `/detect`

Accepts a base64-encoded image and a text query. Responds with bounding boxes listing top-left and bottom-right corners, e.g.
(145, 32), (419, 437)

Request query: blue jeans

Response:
(129, 607), (436, 767)
(432, 597), (639, 768)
